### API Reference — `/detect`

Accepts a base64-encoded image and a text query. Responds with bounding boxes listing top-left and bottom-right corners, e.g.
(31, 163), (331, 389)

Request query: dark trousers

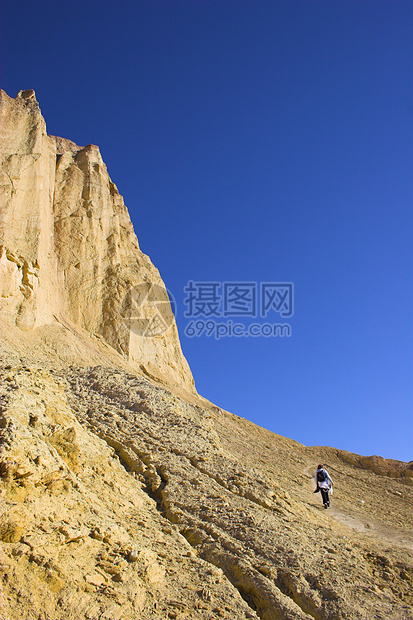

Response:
(320, 488), (329, 505)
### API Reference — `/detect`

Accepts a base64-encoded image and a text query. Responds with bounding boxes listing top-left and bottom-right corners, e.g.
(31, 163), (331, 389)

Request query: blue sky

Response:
(2, 1), (412, 461)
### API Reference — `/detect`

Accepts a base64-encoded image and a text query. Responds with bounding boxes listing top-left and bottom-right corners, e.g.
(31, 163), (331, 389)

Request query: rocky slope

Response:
(1, 90), (412, 620)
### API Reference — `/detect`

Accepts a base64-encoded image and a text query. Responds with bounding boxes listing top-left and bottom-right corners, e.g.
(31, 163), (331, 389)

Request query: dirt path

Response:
(303, 465), (412, 552)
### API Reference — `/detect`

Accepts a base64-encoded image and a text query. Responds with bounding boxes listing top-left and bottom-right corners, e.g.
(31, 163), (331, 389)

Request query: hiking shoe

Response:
(324, 504), (328, 509)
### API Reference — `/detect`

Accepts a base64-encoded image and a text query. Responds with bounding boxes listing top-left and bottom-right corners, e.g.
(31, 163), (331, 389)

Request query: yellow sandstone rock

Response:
(0, 88), (195, 394)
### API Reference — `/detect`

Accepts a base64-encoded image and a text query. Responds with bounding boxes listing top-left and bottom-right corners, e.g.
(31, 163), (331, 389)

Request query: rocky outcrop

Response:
(0, 89), (194, 393)
(0, 362), (256, 620)
(0, 89), (59, 329)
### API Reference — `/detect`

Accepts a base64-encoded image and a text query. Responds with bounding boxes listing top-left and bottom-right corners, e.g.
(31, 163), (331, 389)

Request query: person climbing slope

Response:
(314, 464), (333, 509)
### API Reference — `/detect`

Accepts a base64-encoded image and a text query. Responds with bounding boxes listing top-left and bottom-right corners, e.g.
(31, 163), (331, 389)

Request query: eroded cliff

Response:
(0, 89), (194, 393)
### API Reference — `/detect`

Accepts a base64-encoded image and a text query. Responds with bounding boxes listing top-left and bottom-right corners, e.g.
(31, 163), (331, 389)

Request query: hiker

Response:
(314, 464), (333, 509)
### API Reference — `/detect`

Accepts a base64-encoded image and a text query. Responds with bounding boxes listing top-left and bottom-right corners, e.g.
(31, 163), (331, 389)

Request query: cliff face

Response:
(0, 89), (59, 328)
(0, 89), (194, 393)
(1, 90), (412, 620)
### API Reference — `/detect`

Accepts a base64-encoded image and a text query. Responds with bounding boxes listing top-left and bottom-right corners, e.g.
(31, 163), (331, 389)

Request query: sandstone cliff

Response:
(0, 89), (194, 393)
(1, 90), (412, 620)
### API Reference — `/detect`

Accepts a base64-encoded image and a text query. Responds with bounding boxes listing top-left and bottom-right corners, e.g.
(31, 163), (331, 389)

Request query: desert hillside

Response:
(1, 90), (412, 620)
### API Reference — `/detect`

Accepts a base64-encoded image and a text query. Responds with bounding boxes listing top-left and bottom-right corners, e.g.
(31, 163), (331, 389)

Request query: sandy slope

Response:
(1, 321), (412, 620)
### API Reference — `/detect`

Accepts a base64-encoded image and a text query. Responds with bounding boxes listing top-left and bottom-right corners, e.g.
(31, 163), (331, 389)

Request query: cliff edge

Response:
(0, 89), (194, 393)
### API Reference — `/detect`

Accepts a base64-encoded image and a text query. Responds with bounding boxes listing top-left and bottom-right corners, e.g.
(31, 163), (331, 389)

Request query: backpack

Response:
(317, 469), (326, 483)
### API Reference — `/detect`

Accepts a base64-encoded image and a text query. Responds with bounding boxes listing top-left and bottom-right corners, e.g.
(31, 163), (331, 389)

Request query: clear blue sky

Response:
(2, 1), (412, 461)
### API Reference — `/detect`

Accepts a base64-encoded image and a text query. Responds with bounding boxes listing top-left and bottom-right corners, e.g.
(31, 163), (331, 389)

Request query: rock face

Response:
(1, 90), (413, 620)
(0, 89), (194, 393)
(0, 90), (58, 329)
